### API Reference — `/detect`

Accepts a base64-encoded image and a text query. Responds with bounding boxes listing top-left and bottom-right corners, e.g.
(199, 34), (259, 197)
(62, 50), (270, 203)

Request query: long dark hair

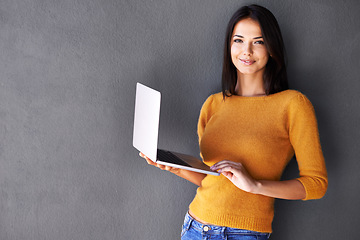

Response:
(222, 4), (289, 98)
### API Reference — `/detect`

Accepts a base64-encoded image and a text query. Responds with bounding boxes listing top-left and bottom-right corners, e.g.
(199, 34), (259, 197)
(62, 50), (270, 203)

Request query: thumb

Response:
(221, 171), (233, 179)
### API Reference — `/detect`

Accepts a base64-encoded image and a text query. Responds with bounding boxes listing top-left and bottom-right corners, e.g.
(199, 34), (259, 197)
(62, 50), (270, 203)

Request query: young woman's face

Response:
(230, 18), (269, 77)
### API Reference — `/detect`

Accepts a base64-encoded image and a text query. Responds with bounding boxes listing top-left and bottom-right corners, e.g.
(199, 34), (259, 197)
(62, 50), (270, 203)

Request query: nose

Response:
(243, 43), (253, 56)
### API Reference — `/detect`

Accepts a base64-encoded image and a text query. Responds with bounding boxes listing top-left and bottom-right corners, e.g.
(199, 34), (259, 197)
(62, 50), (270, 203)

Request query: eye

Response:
(254, 40), (265, 45)
(233, 39), (243, 43)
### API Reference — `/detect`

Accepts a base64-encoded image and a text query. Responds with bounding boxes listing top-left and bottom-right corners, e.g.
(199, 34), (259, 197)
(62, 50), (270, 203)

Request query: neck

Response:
(235, 72), (266, 96)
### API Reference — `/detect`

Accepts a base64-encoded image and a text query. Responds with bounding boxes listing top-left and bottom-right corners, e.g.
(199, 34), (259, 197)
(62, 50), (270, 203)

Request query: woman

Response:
(140, 4), (328, 239)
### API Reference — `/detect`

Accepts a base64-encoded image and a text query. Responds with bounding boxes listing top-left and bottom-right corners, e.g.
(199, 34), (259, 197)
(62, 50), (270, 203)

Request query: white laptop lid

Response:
(133, 83), (161, 162)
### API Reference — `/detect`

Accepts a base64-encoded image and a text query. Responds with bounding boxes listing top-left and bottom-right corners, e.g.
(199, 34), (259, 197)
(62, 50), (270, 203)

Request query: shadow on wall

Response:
(271, 40), (340, 240)
(143, 55), (209, 155)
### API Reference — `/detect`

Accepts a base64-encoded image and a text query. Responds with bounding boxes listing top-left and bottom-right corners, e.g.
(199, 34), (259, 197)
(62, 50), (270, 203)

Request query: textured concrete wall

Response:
(0, 0), (359, 239)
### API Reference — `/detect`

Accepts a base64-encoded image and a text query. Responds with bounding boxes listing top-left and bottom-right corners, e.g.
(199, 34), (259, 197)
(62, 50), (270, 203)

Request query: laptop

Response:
(132, 82), (219, 176)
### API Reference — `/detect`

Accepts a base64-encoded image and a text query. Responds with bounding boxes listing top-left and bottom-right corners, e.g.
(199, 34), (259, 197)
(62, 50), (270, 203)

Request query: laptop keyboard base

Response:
(157, 149), (191, 167)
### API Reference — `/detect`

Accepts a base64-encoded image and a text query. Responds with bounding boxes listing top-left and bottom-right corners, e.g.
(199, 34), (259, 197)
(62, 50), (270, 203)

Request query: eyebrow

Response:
(233, 35), (263, 39)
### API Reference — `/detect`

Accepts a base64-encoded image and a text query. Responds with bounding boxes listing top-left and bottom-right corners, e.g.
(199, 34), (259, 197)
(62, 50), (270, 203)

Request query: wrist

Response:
(252, 180), (262, 195)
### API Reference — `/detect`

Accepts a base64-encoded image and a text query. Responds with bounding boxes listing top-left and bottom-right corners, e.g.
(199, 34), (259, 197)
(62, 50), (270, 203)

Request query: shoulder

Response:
(199, 92), (223, 116)
(286, 90), (313, 107)
(281, 90), (317, 123)
(206, 92), (223, 102)
(275, 89), (306, 100)
(201, 92), (223, 107)
(275, 90), (314, 108)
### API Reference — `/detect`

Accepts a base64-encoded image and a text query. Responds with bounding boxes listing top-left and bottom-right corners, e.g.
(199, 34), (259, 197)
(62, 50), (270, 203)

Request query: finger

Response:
(211, 160), (241, 168)
(158, 163), (167, 169)
(216, 166), (242, 178)
(139, 152), (148, 160)
(211, 162), (241, 171)
(164, 165), (172, 171)
(141, 154), (157, 166)
(160, 164), (173, 171)
(146, 158), (156, 165)
(139, 152), (179, 172)
(139, 152), (154, 163)
(221, 171), (233, 179)
(164, 165), (177, 171)
(147, 160), (159, 168)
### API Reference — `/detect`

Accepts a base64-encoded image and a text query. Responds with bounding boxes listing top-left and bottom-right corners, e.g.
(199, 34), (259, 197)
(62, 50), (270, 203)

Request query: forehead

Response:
(232, 18), (262, 37)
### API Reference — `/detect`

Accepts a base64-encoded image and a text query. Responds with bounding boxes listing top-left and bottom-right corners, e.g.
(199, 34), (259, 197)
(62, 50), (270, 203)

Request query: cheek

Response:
(257, 48), (270, 61)
(231, 44), (241, 53)
(260, 52), (269, 62)
(230, 45), (240, 61)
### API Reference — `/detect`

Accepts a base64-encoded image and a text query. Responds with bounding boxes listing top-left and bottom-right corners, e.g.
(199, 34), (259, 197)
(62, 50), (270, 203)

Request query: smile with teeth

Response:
(240, 59), (255, 65)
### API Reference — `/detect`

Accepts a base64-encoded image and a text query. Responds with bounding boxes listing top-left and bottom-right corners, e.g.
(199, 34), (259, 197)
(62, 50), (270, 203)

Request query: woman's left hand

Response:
(211, 160), (260, 194)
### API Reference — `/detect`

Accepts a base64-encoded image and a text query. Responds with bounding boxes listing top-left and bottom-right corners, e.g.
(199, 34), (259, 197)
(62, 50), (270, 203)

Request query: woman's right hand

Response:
(139, 152), (181, 174)
(139, 152), (206, 186)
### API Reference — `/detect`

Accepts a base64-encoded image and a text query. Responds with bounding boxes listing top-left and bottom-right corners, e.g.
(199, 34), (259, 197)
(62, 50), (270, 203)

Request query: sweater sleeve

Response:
(288, 94), (328, 200)
(197, 95), (219, 160)
(197, 95), (215, 144)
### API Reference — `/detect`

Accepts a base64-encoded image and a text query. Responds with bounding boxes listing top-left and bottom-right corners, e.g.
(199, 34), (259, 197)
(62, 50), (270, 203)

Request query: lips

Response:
(240, 59), (255, 65)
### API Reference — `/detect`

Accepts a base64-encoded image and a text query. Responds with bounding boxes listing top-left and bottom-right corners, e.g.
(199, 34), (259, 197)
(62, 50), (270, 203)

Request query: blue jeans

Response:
(181, 212), (271, 240)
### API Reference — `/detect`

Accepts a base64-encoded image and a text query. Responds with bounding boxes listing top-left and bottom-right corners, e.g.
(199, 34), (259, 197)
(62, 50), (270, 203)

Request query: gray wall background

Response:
(0, 0), (359, 239)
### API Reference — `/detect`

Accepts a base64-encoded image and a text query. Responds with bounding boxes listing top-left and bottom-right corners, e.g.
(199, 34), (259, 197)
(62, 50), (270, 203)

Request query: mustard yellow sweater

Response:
(189, 90), (328, 233)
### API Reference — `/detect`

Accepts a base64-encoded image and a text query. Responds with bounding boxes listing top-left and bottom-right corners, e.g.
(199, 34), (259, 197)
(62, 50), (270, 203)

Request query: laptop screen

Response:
(133, 83), (161, 162)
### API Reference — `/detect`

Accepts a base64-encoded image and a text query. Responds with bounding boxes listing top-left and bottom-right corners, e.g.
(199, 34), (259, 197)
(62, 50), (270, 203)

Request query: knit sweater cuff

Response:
(297, 176), (328, 200)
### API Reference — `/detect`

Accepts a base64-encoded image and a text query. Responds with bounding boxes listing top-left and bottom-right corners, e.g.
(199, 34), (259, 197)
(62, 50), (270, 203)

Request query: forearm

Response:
(140, 152), (206, 186)
(173, 169), (206, 186)
(254, 179), (306, 200)
(212, 161), (307, 200)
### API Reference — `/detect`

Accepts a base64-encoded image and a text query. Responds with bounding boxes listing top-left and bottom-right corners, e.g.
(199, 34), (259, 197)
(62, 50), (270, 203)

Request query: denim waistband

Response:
(183, 212), (270, 236)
